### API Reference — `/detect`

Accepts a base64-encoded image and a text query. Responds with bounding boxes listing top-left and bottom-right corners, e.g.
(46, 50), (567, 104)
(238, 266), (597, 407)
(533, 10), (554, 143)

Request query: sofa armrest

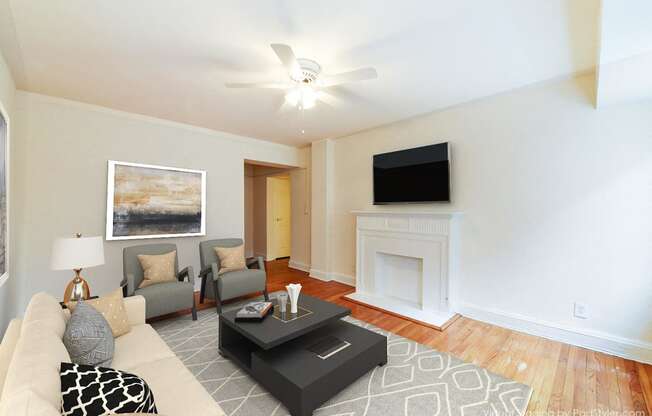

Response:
(256, 256), (265, 271)
(199, 264), (212, 278)
(122, 273), (136, 296)
(0, 319), (22, 394)
(124, 295), (146, 326)
(246, 256), (265, 271)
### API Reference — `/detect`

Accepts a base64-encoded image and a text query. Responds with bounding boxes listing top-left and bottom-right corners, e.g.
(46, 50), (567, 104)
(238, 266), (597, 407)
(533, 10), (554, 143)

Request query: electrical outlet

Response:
(573, 302), (589, 319)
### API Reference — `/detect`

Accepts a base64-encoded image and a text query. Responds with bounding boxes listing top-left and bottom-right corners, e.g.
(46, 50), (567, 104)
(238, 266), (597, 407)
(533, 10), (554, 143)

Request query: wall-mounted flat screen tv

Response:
(373, 142), (450, 204)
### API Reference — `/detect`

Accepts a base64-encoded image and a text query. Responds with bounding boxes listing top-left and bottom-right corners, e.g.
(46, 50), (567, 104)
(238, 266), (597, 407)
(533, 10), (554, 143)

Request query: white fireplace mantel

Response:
(345, 210), (461, 329)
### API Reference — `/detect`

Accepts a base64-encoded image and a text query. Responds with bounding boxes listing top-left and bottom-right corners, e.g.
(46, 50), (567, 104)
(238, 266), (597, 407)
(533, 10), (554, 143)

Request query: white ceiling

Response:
(0, 0), (599, 147)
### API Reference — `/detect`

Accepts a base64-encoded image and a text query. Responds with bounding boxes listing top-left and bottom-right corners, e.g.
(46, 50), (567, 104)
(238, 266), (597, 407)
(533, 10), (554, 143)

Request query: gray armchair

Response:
(122, 243), (197, 320)
(198, 238), (268, 313)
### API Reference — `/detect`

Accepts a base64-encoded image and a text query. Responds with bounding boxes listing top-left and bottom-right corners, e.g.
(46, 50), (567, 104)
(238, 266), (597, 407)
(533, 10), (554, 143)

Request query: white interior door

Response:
(267, 176), (291, 259)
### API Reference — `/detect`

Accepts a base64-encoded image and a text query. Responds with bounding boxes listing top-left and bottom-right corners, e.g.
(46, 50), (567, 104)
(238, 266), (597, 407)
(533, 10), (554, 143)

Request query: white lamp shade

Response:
(51, 236), (105, 270)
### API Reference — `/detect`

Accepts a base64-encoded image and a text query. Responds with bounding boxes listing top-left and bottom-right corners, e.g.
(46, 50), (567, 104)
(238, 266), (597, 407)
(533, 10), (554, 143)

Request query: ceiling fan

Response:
(225, 44), (378, 110)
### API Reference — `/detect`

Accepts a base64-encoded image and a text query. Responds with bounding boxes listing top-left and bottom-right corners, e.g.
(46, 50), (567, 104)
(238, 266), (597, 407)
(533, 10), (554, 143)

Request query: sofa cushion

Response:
(123, 295), (147, 326)
(214, 244), (246, 275)
(129, 357), (224, 416)
(63, 302), (114, 367)
(217, 268), (266, 300)
(66, 288), (132, 337)
(60, 362), (158, 415)
(138, 251), (177, 288)
(134, 281), (193, 319)
(0, 390), (60, 415)
(112, 324), (175, 371)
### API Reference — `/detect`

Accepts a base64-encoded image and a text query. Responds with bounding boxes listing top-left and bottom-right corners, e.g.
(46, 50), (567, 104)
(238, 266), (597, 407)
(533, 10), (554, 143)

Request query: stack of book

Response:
(235, 301), (273, 321)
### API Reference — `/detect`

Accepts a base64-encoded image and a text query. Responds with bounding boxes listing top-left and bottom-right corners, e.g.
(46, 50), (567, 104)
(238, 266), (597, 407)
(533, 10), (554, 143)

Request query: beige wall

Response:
(289, 164), (310, 271)
(0, 51), (15, 333)
(10, 92), (304, 317)
(244, 165), (254, 257)
(252, 174), (268, 258)
(320, 74), (652, 359)
(309, 139), (334, 281)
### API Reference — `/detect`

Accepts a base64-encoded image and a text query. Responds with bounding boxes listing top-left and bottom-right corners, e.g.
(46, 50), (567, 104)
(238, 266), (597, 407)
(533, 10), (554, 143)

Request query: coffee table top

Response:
(219, 294), (350, 349)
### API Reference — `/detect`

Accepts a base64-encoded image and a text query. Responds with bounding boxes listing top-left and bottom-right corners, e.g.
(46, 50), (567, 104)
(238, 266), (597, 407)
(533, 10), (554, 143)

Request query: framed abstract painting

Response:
(106, 161), (206, 240)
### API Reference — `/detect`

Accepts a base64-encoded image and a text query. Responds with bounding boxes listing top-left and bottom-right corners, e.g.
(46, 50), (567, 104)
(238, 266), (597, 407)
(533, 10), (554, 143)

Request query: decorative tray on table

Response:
(271, 305), (313, 323)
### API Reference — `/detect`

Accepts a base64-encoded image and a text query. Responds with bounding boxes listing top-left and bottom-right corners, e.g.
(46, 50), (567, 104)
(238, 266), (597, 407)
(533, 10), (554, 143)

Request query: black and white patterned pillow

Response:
(60, 362), (158, 415)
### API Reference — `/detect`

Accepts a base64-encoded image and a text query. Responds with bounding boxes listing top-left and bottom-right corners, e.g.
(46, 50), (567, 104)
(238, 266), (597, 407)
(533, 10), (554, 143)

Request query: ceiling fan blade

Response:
(276, 100), (295, 115)
(224, 82), (289, 89)
(320, 67), (378, 87)
(270, 43), (301, 77)
(316, 91), (340, 107)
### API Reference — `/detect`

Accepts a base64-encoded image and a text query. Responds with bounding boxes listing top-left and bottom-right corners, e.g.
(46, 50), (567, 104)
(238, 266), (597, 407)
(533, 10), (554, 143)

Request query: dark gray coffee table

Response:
(219, 294), (387, 416)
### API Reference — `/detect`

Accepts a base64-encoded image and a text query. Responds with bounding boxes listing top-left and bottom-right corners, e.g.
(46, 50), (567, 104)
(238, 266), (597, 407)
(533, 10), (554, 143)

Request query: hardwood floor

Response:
(174, 259), (652, 415)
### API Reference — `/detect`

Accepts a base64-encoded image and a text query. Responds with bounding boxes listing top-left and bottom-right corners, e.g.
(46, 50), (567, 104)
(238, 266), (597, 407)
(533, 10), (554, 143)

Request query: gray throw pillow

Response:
(63, 301), (115, 367)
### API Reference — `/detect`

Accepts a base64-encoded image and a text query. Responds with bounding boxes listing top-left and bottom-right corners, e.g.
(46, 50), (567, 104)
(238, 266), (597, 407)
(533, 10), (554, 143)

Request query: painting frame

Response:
(106, 160), (207, 241)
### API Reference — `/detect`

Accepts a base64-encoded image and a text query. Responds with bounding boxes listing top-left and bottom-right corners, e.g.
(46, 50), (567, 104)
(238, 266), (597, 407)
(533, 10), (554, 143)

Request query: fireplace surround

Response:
(345, 211), (460, 329)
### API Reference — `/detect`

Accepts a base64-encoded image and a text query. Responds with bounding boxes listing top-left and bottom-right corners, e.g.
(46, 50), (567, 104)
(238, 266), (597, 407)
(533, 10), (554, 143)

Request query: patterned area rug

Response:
(151, 296), (532, 416)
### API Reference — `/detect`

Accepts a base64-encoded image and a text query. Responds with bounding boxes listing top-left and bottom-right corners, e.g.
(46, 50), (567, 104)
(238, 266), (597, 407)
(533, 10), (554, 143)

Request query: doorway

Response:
(267, 175), (291, 259)
(244, 162), (292, 261)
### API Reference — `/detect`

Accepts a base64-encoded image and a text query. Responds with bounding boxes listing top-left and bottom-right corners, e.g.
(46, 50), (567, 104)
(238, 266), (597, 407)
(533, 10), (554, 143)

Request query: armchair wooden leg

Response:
(263, 288), (269, 301)
(213, 280), (222, 314)
(191, 298), (198, 321)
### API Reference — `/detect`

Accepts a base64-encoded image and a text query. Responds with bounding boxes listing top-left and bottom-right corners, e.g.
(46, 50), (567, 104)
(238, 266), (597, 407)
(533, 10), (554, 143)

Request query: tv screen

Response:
(373, 142), (450, 204)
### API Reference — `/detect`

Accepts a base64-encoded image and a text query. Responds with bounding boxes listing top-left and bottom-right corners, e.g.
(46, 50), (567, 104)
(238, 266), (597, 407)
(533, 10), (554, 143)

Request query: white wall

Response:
(0, 51), (15, 333)
(10, 92), (304, 318)
(596, 0), (652, 107)
(323, 74), (652, 362)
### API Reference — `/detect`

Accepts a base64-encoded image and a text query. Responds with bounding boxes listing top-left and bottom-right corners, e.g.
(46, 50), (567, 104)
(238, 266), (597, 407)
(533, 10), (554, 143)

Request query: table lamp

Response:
(51, 233), (105, 302)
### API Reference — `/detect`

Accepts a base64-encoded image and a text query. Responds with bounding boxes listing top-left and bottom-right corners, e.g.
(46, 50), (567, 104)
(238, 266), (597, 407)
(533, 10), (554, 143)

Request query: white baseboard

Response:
(308, 268), (329, 281)
(288, 259), (310, 273)
(280, 263), (652, 363)
(456, 302), (652, 365)
(330, 272), (355, 286)
(308, 268), (355, 287)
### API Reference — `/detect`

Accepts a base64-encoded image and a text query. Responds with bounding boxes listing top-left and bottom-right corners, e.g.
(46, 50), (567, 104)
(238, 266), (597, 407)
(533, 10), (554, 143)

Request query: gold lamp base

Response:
(63, 269), (91, 303)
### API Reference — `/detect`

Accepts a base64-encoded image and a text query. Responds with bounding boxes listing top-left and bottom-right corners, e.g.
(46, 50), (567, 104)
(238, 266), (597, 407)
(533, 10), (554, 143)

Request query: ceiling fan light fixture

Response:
(226, 44), (378, 116)
(285, 86), (316, 110)
(300, 86), (316, 109)
(285, 89), (300, 107)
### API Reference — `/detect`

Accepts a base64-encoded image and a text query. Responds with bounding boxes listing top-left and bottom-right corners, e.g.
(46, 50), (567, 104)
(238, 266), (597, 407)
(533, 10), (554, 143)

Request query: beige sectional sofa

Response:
(0, 292), (225, 415)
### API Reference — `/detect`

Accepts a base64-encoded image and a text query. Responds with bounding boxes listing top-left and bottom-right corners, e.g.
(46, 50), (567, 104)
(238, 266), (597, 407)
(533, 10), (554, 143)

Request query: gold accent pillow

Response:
(66, 288), (131, 337)
(214, 245), (247, 275)
(137, 251), (176, 288)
